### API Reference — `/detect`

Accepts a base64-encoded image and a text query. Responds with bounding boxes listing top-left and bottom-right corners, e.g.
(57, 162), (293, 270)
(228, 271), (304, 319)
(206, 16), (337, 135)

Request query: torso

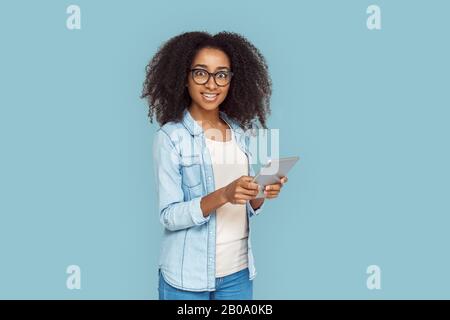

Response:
(204, 131), (249, 277)
(203, 120), (232, 142)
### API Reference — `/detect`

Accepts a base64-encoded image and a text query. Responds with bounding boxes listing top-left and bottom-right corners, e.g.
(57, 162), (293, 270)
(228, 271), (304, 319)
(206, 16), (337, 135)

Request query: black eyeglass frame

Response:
(189, 68), (234, 87)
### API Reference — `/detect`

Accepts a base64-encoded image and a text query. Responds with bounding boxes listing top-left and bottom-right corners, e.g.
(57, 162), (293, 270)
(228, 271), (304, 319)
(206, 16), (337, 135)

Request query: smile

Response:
(201, 93), (219, 102)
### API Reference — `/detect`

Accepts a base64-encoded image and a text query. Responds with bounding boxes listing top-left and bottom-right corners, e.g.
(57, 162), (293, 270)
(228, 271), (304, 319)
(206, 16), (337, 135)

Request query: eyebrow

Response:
(192, 64), (230, 71)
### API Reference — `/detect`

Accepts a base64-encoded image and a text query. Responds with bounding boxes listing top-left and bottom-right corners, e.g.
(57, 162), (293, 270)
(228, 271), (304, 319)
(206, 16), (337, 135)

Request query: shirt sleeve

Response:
(153, 129), (210, 231)
(247, 199), (264, 217)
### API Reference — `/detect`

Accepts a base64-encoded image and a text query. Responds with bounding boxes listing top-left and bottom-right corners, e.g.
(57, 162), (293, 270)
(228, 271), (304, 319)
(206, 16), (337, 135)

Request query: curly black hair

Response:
(141, 31), (272, 130)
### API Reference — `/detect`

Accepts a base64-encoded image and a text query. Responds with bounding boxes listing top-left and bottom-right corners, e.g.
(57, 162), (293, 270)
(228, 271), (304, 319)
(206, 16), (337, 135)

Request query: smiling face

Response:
(187, 47), (232, 113)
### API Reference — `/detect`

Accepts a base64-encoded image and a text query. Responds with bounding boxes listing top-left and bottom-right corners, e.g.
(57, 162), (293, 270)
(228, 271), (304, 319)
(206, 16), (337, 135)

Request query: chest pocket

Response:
(180, 155), (202, 188)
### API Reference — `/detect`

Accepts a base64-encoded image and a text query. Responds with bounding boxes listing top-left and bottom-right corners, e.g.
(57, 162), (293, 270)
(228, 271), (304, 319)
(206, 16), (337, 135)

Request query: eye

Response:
(194, 69), (207, 77)
(216, 71), (229, 79)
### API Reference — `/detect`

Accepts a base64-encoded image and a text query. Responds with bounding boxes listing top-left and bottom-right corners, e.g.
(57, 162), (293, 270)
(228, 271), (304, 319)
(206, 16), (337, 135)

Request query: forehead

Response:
(191, 47), (230, 69)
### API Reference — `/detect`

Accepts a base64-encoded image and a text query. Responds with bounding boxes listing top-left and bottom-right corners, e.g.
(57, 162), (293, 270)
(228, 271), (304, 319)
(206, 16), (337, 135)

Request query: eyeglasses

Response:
(189, 68), (233, 87)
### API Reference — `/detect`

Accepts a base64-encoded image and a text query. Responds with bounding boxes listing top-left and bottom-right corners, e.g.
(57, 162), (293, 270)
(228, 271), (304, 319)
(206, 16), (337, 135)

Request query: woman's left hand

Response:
(264, 176), (288, 199)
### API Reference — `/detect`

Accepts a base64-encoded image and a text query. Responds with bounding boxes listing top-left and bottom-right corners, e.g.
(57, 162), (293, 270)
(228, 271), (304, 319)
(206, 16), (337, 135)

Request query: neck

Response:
(188, 104), (222, 126)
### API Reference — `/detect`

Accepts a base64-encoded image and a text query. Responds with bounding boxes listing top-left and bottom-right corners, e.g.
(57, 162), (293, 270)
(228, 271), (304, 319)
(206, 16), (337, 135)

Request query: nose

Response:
(205, 74), (218, 90)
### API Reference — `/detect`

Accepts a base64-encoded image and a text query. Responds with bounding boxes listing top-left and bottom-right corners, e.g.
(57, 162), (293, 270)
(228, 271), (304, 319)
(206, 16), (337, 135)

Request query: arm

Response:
(200, 187), (228, 218)
(154, 130), (270, 230)
(153, 130), (210, 231)
(201, 177), (262, 217)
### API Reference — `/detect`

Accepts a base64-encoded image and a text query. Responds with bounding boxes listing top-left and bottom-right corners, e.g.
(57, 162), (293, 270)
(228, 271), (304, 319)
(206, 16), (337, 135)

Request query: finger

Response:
(264, 190), (280, 197)
(280, 176), (288, 184)
(237, 186), (258, 197)
(238, 176), (256, 187)
(265, 193), (279, 199)
(265, 184), (281, 192)
(240, 176), (254, 182)
(244, 181), (259, 190)
(233, 199), (246, 205)
(235, 193), (256, 201)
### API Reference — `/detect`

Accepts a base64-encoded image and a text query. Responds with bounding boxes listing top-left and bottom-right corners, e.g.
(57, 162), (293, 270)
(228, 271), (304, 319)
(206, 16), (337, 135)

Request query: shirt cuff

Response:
(247, 199), (264, 217)
(190, 196), (210, 225)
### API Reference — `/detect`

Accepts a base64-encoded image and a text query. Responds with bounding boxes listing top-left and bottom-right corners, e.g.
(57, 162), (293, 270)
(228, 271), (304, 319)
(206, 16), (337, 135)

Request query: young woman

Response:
(141, 31), (288, 300)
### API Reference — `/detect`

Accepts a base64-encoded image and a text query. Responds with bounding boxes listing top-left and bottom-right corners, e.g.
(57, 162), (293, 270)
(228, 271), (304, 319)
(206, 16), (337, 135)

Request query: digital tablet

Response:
(252, 156), (300, 198)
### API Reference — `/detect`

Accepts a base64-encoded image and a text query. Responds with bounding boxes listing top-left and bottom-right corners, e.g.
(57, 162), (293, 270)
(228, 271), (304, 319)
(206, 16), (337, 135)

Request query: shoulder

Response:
(156, 121), (189, 143)
(154, 121), (194, 157)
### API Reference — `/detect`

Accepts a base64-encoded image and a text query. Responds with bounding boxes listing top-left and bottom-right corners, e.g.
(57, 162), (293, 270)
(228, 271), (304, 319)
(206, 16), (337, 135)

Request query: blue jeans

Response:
(158, 268), (253, 300)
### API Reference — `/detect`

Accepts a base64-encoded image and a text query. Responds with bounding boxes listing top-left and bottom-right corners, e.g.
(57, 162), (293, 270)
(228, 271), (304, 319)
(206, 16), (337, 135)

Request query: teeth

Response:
(202, 93), (218, 101)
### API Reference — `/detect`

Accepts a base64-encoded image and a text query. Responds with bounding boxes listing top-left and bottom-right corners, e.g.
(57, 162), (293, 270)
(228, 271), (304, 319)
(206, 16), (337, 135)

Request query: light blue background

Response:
(1, 0), (449, 299)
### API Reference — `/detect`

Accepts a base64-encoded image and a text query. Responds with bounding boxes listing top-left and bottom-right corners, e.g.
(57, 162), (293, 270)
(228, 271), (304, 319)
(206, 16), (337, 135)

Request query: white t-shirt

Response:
(205, 130), (249, 278)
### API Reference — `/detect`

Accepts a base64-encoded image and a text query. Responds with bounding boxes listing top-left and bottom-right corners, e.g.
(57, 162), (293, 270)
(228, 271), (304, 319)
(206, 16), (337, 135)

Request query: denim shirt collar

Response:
(181, 108), (245, 138)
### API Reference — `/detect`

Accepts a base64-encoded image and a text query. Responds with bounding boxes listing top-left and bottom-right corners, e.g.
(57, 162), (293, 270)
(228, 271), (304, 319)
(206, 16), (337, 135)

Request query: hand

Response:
(222, 176), (259, 205)
(263, 176), (288, 199)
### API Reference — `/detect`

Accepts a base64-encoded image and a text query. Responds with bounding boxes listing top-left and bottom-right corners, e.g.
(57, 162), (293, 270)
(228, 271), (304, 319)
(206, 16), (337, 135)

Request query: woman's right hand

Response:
(222, 176), (259, 205)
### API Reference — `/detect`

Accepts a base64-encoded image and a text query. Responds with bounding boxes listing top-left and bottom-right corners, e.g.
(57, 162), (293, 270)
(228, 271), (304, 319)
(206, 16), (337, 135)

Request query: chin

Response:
(197, 101), (221, 112)
(202, 104), (220, 111)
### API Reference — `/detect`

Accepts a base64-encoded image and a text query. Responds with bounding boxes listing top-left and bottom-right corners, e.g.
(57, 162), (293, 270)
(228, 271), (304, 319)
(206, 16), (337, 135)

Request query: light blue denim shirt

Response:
(153, 108), (264, 292)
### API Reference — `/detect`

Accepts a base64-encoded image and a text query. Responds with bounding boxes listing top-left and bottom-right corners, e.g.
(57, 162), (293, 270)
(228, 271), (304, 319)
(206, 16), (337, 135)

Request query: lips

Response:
(201, 92), (219, 102)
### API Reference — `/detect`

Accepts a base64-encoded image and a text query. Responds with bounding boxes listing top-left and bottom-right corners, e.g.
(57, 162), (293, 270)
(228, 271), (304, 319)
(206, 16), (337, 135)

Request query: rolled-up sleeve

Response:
(153, 129), (209, 231)
(247, 199), (264, 217)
